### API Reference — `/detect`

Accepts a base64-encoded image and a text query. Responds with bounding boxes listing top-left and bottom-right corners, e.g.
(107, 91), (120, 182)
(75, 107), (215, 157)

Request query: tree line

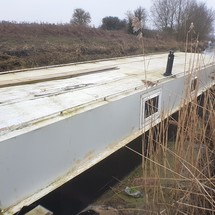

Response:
(70, 0), (215, 41)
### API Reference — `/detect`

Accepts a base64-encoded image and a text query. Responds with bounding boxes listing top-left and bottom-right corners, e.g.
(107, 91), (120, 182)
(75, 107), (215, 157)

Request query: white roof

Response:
(0, 52), (213, 139)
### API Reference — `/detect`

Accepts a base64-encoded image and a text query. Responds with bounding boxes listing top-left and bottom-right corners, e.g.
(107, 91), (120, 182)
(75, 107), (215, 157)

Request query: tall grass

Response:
(87, 21), (214, 215)
(124, 22), (215, 214)
(102, 22), (215, 215)
(133, 86), (215, 214)
(95, 83), (214, 215)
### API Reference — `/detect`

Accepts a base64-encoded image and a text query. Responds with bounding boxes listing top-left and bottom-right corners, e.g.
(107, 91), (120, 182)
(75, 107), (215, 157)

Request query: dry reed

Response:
(123, 85), (215, 215)
(123, 22), (215, 214)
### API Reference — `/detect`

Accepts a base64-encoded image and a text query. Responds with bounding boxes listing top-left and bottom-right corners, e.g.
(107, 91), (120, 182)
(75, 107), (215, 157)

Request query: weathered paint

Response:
(0, 52), (214, 214)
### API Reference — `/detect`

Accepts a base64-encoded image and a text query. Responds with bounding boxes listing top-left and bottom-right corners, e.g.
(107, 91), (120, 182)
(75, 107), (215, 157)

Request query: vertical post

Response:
(163, 51), (174, 76)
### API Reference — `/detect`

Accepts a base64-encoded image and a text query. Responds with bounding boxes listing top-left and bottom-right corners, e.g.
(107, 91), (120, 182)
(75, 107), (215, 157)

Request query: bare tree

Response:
(126, 6), (147, 34)
(101, 16), (126, 30)
(125, 11), (134, 34)
(185, 2), (215, 40)
(151, 0), (177, 33)
(151, 0), (215, 40)
(174, 0), (194, 39)
(70, 8), (91, 26)
(134, 6), (147, 28)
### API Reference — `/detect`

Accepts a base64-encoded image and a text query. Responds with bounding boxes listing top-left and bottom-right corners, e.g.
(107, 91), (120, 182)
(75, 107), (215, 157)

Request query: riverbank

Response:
(0, 22), (186, 72)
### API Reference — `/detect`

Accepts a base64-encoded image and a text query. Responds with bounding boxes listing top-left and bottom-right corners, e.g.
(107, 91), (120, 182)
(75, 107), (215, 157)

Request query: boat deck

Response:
(0, 52), (215, 215)
(0, 52), (213, 139)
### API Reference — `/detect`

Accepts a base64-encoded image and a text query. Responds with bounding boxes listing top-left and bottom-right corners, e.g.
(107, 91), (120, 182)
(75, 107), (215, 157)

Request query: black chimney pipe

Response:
(163, 50), (174, 76)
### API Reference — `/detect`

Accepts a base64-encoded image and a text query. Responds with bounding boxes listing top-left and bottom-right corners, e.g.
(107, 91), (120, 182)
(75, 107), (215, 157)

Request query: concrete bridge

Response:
(0, 52), (214, 215)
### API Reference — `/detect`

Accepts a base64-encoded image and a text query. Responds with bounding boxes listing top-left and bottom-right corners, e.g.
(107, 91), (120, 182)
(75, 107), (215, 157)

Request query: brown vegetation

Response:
(0, 22), (183, 72)
(94, 86), (215, 215)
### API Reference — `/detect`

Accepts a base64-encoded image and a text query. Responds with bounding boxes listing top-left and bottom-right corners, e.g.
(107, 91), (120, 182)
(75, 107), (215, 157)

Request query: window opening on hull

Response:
(191, 77), (198, 92)
(140, 89), (161, 129)
(144, 95), (159, 118)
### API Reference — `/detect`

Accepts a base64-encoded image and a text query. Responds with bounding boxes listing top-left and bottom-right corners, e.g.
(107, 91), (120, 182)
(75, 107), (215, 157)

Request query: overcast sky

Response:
(0, 0), (214, 27)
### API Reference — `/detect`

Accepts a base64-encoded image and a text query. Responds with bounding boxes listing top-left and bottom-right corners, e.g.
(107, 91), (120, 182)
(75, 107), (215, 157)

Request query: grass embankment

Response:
(0, 23), (181, 72)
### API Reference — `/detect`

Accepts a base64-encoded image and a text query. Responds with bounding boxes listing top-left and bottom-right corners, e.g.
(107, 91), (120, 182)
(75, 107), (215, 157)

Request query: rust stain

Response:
(141, 80), (157, 87)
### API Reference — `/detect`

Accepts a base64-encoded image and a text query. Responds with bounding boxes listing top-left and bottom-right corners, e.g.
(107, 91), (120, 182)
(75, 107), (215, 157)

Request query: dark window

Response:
(191, 78), (198, 91)
(144, 95), (159, 118)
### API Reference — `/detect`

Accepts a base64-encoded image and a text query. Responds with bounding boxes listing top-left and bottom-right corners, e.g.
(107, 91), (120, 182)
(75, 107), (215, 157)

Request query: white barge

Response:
(0, 52), (214, 214)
